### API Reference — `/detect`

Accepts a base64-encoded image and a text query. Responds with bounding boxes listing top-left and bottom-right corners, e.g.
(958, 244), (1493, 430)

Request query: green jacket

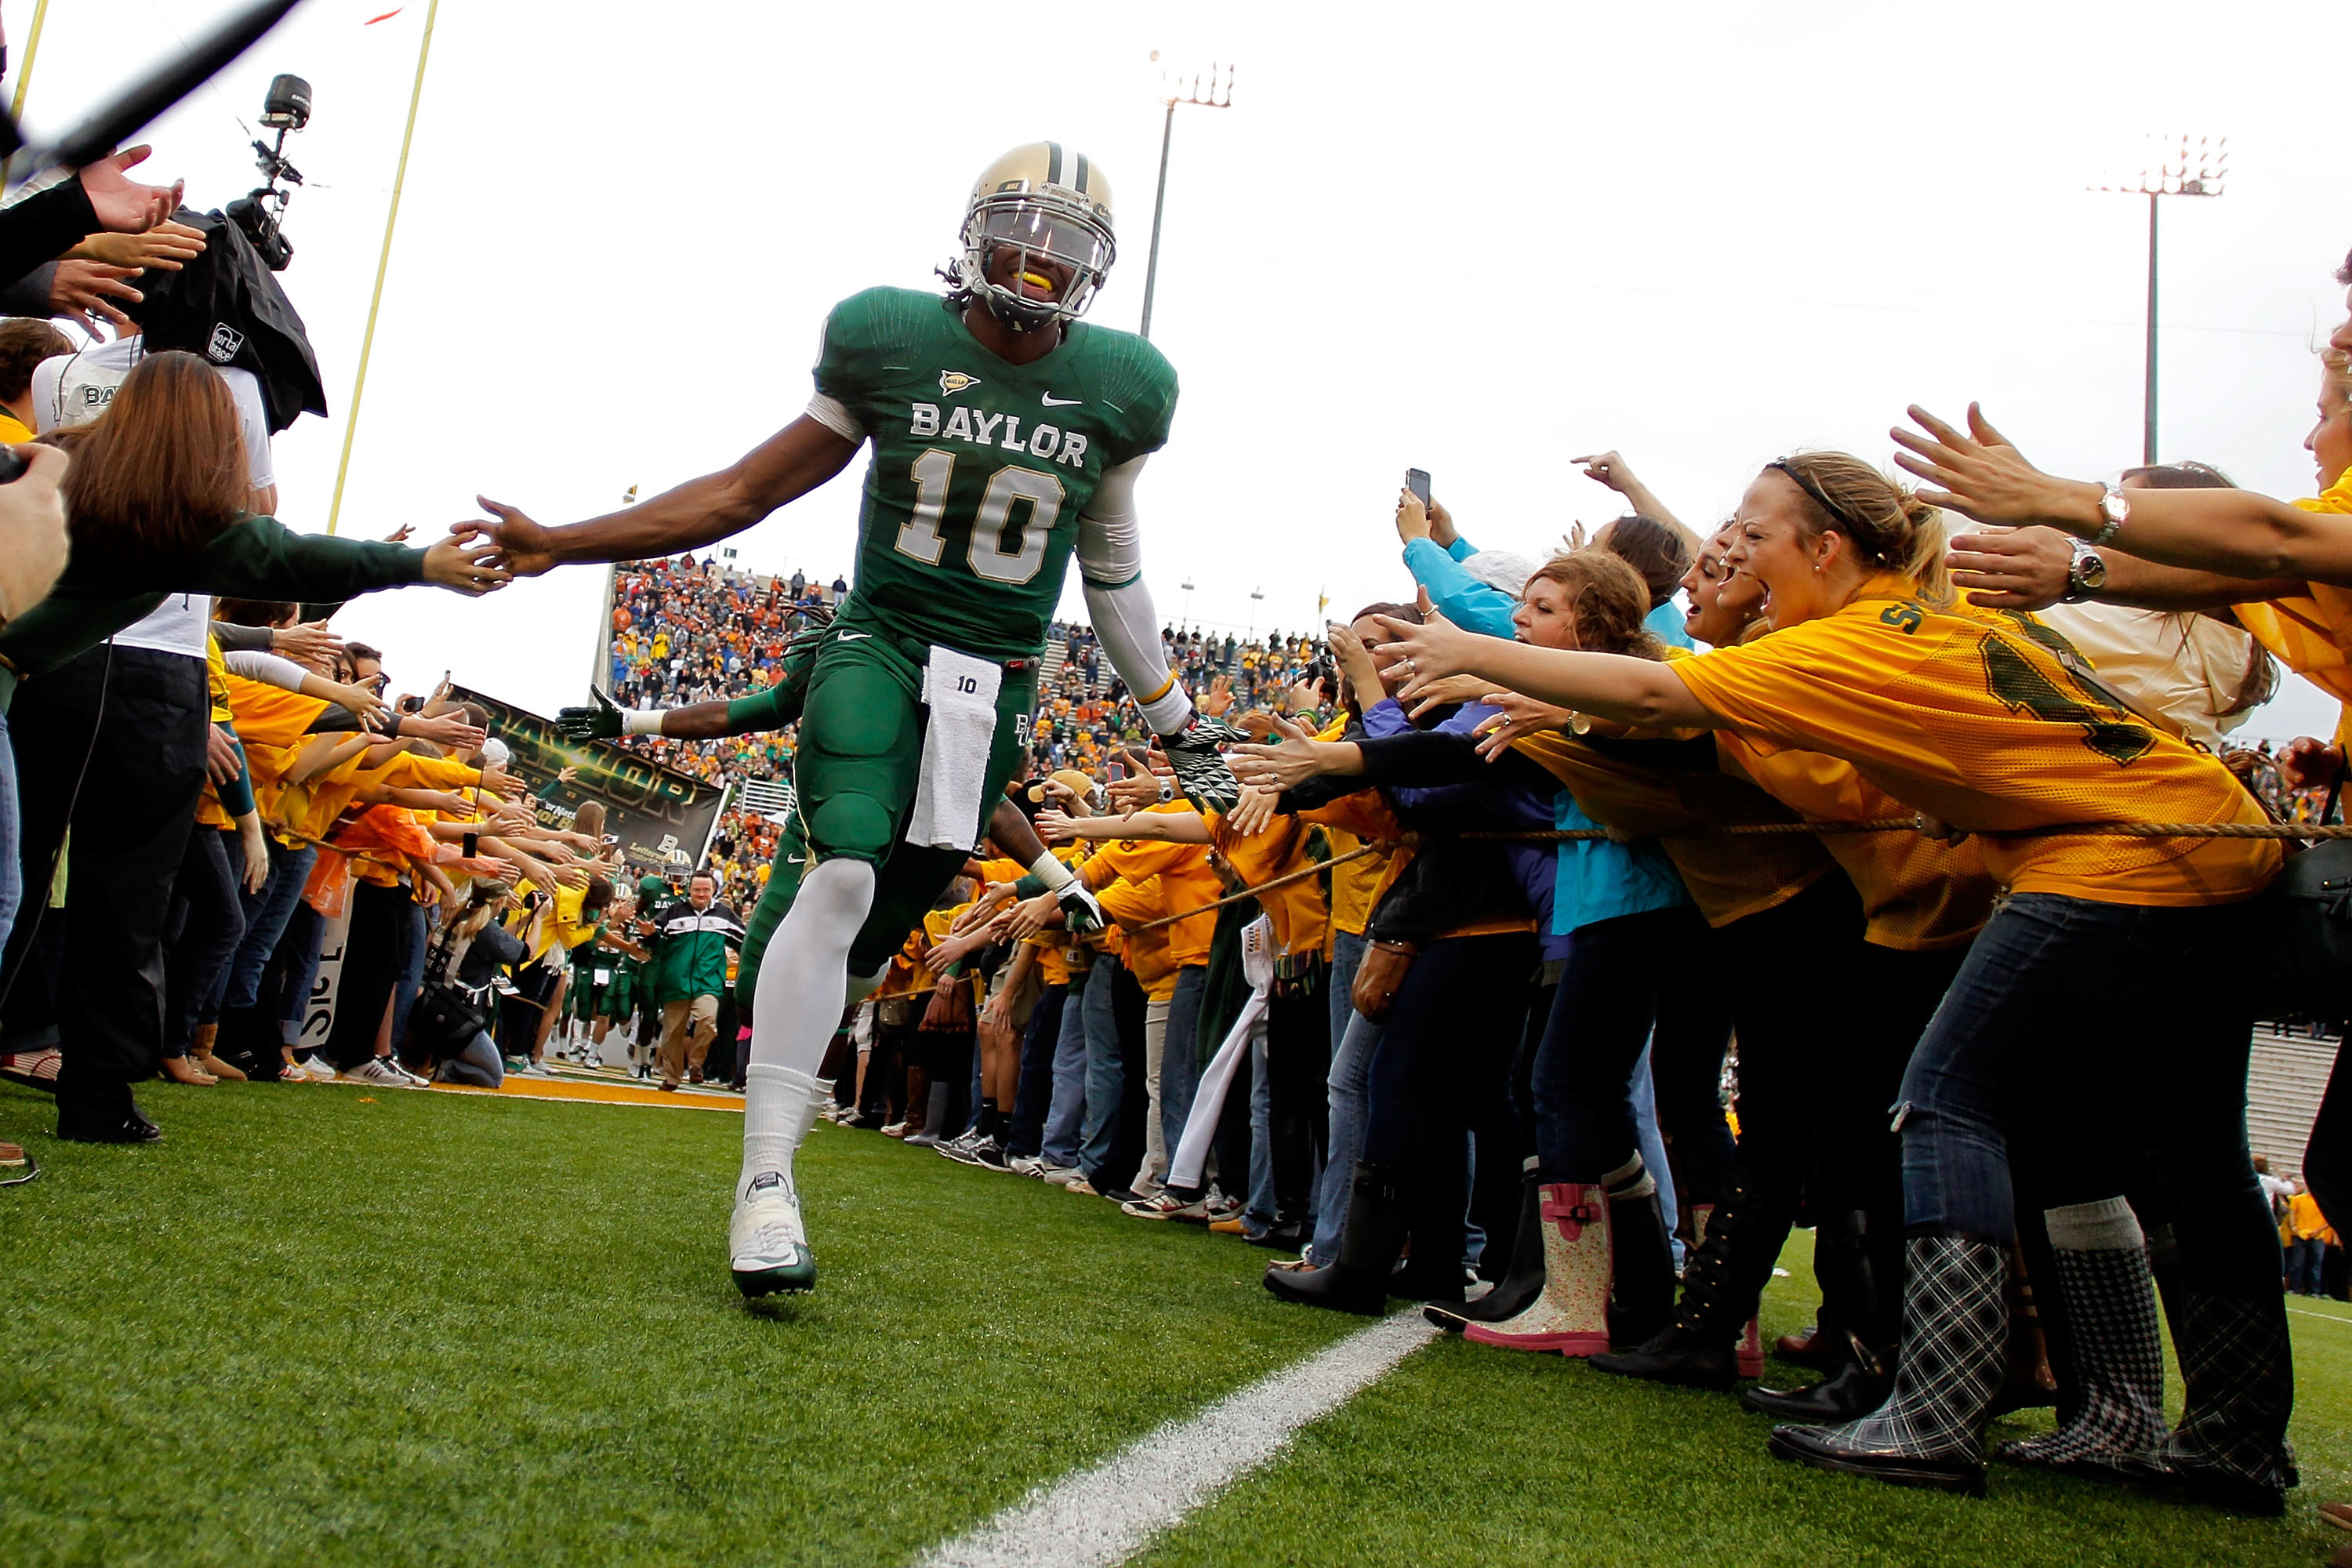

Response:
(646, 897), (745, 1004)
(0, 514), (426, 710)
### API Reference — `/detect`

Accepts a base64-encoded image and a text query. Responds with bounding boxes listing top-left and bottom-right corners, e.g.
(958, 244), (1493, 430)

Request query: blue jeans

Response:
(1897, 893), (2276, 1295)
(388, 898), (429, 1052)
(223, 840), (317, 1013)
(2286, 1236), (2326, 1295)
(435, 1029), (504, 1088)
(1040, 964), (1091, 1167)
(1629, 1039), (1679, 1253)
(1004, 981), (1069, 1159)
(1246, 1025), (1277, 1229)
(274, 900), (327, 1047)
(1160, 965), (1206, 1186)
(1311, 1004), (1385, 1264)
(1078, 955), (1146, 1188)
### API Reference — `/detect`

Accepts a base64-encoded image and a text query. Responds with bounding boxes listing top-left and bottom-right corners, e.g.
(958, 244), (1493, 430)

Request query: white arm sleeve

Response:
(805, 392), (866, 443)
(222, 648), (312, 691)
(1076, 456), (1192, 735)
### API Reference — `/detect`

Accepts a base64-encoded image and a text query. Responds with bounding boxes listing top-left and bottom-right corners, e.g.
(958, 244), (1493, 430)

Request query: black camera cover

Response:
(125, 206), (326, 434)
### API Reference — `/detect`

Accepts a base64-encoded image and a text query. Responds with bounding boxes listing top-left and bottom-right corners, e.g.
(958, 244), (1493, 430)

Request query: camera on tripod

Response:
(225, 72), (309, 271)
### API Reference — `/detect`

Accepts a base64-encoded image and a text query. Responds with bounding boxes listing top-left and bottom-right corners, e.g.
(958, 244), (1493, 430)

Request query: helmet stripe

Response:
(1073, 151), (1090, 194)
(1045, 141), (1064, 185)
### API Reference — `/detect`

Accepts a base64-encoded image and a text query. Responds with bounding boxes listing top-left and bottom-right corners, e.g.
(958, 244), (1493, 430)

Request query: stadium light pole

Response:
(1179, 575), (1195, 631)
(1137, 54), (1232, 341)
(2096, 134), (2227, 466)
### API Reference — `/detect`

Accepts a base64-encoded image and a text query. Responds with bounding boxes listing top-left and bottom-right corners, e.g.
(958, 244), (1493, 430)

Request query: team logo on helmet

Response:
(955, 141), (1118, 334)
(939, 371), (982, 397)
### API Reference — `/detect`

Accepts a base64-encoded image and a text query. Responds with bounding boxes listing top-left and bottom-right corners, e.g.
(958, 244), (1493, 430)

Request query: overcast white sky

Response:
(34, 1), (2352, 737)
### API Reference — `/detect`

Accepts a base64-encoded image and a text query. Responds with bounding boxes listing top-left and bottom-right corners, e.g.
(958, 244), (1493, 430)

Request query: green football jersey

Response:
(813, 286), (1178, 660)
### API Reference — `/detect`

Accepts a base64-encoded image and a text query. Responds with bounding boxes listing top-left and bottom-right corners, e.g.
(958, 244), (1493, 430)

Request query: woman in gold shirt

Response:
(1377, 452), (2288, 1507)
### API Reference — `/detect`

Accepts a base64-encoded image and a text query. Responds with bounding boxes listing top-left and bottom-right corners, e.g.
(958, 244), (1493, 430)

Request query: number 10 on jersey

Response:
(894, 449), (1065, 586)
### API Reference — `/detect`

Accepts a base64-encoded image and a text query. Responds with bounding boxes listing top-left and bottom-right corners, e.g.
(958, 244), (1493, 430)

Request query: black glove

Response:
(557, 688), (627, 742)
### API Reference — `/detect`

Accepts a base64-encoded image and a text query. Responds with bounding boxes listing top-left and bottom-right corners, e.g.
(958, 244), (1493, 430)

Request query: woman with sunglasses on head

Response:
(0, 350), (505, 1145)
(1621, 495), (2000, 1427)
(1376, 452), (2290, 1506)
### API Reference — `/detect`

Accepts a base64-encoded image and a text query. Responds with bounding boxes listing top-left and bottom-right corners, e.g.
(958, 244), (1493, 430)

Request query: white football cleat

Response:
(730, 1169), (815, 1297)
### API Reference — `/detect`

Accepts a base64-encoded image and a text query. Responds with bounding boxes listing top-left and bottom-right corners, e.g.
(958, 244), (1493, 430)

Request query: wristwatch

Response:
(2061, 537), (2108, 603)
(2089, 481), (2129, 546)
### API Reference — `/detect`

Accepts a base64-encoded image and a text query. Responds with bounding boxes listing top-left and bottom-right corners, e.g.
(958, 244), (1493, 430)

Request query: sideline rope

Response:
(1125, 813), (2352, 934)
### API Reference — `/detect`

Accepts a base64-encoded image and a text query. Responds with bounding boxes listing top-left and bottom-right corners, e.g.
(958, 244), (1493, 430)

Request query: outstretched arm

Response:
(1943, 525), (2307, 612)
(1374, 594), (1715, 730)
(1076, 455), (1192, 735)
(1896, 404), (2352, 586)
(1574, 451), (1696, 551)
(473, 417), (860, 576)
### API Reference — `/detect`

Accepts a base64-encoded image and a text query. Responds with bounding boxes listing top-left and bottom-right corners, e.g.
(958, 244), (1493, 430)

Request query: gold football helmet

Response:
(954, 142), (1116, 332)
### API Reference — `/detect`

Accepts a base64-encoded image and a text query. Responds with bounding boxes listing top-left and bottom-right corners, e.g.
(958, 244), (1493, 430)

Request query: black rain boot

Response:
(1427, 1158), (1545, 1331)
(1744, 1209), (1894, 1423)
(1265, 1163), (1410, 1316)
(1996, 1199), (2167, 1479)
(1589, 1176), (1762, 1391)
(55, 1062), (162, 1145)
(1768, 1234), (2007, 1495)
(1604, 1156), (1679, 1351)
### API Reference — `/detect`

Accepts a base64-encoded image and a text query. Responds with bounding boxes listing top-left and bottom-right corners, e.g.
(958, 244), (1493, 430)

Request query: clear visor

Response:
(977, 204), (1112, 276)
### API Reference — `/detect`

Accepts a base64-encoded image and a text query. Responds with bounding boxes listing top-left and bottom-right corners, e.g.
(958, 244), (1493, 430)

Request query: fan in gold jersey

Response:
(1374, 450), (2292, 1508)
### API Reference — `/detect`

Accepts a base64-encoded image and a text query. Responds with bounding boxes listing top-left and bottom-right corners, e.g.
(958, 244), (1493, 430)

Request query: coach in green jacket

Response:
(647, 871), (745, 1089)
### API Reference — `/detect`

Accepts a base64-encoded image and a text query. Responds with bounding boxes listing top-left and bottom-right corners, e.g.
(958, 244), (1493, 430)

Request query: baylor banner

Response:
(449, 684), (728, 880)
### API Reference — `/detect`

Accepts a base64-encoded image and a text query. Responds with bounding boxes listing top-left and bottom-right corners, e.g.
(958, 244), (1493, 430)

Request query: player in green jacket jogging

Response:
(473, 142), (1233, 1298)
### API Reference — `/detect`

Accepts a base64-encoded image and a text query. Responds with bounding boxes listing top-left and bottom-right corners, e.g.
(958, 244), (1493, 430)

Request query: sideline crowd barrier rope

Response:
(1128, 815), (2352, 934)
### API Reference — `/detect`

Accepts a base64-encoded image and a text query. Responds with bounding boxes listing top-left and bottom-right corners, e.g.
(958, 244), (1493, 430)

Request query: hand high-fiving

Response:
(463, 496), (559, 577)
(1372, 587), (1478, 706)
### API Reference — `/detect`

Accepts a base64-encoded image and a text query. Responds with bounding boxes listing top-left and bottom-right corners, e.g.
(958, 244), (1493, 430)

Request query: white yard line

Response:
(2288, 1305), (2350, 1325)
(916, 1312), (1439, 1568)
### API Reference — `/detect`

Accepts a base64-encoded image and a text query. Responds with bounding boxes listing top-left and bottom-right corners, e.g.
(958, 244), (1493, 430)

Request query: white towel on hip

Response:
(906, 645), (1003, 851)
(1167, 916), (1276, 1192)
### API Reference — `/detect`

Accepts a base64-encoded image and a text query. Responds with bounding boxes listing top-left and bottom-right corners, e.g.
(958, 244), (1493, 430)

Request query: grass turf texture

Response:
(1137, 1233), (2352, 1568)
(1, 1079), (2343, 1567)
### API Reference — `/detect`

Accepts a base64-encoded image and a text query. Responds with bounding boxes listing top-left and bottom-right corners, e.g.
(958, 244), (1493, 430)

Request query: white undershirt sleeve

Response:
(805, 392), (866, 444)
(221, 648), (311, 691)
(1076, 456), (1192, 735)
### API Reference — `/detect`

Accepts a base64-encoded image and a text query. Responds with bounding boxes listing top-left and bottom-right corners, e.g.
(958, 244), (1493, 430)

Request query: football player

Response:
(475, 142), (1232, 1298)
(556, 680), (1105, 1017)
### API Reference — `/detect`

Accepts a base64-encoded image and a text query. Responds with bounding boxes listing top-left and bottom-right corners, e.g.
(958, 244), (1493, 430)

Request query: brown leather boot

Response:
(191, 1023), (246, 1081)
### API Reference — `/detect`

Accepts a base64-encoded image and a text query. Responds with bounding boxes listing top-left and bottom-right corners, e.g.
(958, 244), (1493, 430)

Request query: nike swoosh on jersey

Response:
(1040, 392), (1083, 407)
(837, 631), (871, 641)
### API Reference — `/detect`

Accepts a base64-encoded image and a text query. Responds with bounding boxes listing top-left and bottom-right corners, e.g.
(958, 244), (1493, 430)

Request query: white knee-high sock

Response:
(739, 859), (877, 1200)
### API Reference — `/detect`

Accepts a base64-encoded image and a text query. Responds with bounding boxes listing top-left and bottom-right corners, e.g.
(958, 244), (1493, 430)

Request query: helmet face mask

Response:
(953, 143), (1117, 334)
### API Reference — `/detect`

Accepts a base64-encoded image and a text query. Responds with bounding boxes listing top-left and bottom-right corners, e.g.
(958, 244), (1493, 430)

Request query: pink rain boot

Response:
(1465, 1183), (1614, 1357)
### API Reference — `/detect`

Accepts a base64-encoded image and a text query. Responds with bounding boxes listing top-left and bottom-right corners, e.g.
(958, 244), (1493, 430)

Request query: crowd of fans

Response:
(5, 133), (2352, 1555)
(576, 261), (2352, 1536)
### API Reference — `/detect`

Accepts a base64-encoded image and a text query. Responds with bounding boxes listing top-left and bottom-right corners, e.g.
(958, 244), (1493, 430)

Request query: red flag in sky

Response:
(365, 7), (404, 22)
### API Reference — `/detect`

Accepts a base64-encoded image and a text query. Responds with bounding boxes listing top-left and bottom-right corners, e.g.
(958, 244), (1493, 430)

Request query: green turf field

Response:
(2, 1078), (2343, 1567)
